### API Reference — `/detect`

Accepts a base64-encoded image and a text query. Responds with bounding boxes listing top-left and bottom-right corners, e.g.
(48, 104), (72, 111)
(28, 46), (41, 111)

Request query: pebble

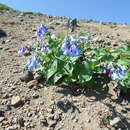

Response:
(17, 117), (25, 127)
(48, 120), (57, 127)
(0, 117), (5, 122)
(110, 117), (121, 126)
(53, 113), (60, 121)
(40, 117), (48, 126)
(11, 96), (21, 106)
(32, 93), (39, 99)
(0, 110), (5, 117)
(5, 40), (11, 43)
(27, 80), (38, 88)
(5, 104), (12, 111)
(93, 36), (104, 43)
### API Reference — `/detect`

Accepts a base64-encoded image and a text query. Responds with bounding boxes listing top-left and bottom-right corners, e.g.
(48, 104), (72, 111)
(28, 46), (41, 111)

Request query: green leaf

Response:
(53, 72), (63, 83)
(78, 74), (92, 83)
(47, 60), (58, 80)
(117, 59), (130, 66)
(73, 60), (93, 83)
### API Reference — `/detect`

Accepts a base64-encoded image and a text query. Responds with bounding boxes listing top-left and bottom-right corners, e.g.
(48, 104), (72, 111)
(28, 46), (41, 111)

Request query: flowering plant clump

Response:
(18, 24), (130, 94)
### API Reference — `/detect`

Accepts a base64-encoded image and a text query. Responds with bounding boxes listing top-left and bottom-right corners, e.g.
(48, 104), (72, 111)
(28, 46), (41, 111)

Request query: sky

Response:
(0, 0), (130, 24)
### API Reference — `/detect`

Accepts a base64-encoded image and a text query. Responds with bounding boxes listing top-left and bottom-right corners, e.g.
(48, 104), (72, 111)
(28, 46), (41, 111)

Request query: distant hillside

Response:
(0, 3), (13, 10)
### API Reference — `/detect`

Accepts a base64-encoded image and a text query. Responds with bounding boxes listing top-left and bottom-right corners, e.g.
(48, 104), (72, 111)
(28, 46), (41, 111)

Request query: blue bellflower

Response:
(18, 47), (26, 56)
(111, 64), (127, 80)
(36, 25), (48, 38)
(61, 37), (82, 57)
(26, 56), (40, 70)
(118, 64), (127, 74)
(40, 44), (48, 53)
(111, 70), (122, 80)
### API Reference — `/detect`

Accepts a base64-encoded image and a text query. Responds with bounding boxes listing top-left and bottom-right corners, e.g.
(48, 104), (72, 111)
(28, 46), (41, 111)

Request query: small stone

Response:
(18, 13), (25, 17)
(0, 117), (5, 122)
(27, 80), (38, 88)
(73, 118), (78, 122)
(32, 28), (37, 31)
(93, 36), (104, 43)
(5, 104), (11, 111)
(0, 110), (5, 117)
(32, 93), (39, 99)
(2, 40), (5, 44)
(110, 117), (121, 126)
(5, 40), (11, 43)
(38, 83), (44, 88)
(6, 125), (19, 130)
(53, 113), (60, 121)
(17, 117), (25, 127)
(121, 109), (127, 114)
(48, 120), (57, 127)
(24, 122), (30, 127)
(20, 70), (34, 83)
(11, 96), (21, 106)
(40, 117), (48, 127)
(24, 49), (31, 56)
(113, 43), (118, 47)
(86, 119), (91, 123)
(34, 73), (42, 82)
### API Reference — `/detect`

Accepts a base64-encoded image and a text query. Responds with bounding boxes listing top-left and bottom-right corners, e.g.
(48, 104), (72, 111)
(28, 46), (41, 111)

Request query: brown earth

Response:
(0, 10), (130, 130)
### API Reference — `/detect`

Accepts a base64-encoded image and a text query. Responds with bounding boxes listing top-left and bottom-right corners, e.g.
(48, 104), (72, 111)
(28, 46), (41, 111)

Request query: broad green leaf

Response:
(117, 59), (130, 66)
(78, 74), (92, 83)
(53, 72), (63, 83)
(47, 60), (58, 79)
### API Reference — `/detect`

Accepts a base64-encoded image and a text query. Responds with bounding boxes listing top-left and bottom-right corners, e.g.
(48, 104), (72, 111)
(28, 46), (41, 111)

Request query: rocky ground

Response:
(0, 10), (130, 130)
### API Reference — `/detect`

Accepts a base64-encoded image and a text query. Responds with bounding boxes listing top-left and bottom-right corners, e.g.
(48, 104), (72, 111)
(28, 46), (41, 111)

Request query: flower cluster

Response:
(18, 47), (26, 56)
(40, 43), (48, 53)
(61, 37), (82, 57)
(104, 63), (127, 80)
(18, 47), (30, 56)
(36, 25), (48, 38)
(26, 56), (40, 70)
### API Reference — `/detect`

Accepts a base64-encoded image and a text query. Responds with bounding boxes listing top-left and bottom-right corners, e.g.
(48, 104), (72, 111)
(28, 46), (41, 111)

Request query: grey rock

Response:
(20, 70), (34, 83)
(53, 113), (60, 121)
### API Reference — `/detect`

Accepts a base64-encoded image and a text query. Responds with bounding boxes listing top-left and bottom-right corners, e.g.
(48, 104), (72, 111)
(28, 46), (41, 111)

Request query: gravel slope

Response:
(0, 10), (130, 130)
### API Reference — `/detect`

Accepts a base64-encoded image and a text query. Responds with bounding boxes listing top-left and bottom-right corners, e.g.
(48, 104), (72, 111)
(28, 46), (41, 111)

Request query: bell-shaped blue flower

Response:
(111, 70), (124, 80)
(61, 37), (82, 57)
(36, 25), (48, 38)
(61, 39), (69, 51)
(40, 44), (48, 53)
(118, 64), (127, 74)
(26, 56), (40, 70)
(104, 63), (127, 81)
(18, 47), (26, 56)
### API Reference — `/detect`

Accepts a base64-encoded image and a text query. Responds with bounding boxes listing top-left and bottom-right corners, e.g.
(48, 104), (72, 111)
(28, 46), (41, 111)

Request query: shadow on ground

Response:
(55, 74), (130, 129)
